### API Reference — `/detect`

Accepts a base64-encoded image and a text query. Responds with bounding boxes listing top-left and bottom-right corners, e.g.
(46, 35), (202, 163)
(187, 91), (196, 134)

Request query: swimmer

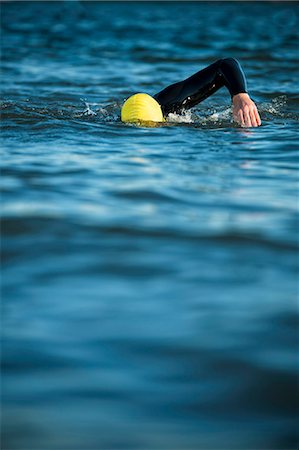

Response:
(121, 58), (261, 127)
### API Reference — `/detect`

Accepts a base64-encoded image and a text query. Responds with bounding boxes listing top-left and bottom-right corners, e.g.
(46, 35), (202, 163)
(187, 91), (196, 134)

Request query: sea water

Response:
(1, 2), (299, 449)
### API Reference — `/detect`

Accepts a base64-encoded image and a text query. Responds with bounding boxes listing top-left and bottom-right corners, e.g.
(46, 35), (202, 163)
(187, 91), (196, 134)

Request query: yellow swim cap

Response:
(121, 93), (164, 123)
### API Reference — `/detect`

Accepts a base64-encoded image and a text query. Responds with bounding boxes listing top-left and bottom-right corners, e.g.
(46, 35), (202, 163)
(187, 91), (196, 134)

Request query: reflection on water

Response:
(1, 1), (299, 449)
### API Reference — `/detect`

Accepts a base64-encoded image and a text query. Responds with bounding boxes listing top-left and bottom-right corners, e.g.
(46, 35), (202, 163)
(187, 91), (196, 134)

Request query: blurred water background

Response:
(1, 1), (299, 449)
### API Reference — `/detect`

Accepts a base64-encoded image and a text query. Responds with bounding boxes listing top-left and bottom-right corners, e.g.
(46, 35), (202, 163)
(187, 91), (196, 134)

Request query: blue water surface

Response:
(1, 2), (299, 449)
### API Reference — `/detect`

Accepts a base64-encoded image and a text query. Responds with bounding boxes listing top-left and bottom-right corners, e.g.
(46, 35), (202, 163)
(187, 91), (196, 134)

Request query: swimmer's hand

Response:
(232, 93), (261, 127)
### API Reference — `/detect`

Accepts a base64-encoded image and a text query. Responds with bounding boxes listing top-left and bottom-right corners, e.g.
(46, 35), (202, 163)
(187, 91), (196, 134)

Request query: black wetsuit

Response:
(154, 58), (247, 116)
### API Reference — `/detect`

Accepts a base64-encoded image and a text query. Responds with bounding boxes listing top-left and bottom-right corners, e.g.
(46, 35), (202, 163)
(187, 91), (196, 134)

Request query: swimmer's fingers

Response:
(232, 107), (245, 126)
(249, 106), (258, 127)
(243, 105), (252, 127)
(254, 106), (262, 126)
(243, 104), (261, 127)
(248, 103), (262, 127)
(232, 93), (261, 128)
(237, 110), (245, 127)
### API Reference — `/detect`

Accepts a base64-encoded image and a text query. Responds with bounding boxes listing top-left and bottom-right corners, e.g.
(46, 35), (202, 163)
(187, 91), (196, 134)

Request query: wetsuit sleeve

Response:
(154, 58), (248, 116)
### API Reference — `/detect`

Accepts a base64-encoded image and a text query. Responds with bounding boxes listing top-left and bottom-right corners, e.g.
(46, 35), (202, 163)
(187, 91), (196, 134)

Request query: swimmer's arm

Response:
(220, 59), (261, 127)
(155, 58), (261, 127)
(232, 93), (261, 127)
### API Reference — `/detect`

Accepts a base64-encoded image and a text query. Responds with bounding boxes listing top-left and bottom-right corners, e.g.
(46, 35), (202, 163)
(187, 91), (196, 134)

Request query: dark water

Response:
(1, 2), (299, 449)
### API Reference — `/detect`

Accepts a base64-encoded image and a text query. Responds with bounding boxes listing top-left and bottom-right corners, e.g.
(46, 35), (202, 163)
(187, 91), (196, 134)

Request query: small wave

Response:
(2, 215), (298, 252)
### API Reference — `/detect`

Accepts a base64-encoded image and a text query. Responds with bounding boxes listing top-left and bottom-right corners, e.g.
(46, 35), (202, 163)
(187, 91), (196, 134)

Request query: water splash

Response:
(258, 95), (299, 122)
(166, 110), (193, 123)
(81, 100), (97, 117)
(259, 95), (289, 117)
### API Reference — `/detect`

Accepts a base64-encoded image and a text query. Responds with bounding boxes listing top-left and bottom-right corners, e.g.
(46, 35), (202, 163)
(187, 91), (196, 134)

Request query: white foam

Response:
(206, 107), (232, 122)
(166, 110), (193, 123)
